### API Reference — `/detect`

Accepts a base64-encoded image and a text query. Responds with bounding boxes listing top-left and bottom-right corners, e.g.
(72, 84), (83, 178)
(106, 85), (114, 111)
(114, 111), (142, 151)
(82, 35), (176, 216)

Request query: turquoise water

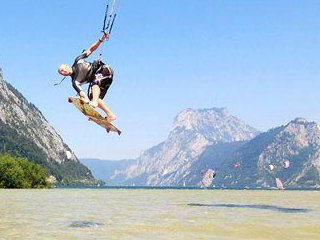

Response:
(0, 189), (319, 240)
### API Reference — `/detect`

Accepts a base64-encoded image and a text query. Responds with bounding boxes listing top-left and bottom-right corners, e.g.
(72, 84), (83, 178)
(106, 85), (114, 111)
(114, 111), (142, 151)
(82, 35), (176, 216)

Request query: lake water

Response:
(0, 189), (319, 240)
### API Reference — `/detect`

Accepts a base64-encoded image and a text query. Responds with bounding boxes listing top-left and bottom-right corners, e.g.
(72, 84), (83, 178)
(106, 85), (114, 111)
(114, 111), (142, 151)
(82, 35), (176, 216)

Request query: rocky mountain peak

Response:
(280, 118), (320, 148)
(172, 107), (229, 130)
(288, 117), (316, 126)
(171, 107), (259, 143)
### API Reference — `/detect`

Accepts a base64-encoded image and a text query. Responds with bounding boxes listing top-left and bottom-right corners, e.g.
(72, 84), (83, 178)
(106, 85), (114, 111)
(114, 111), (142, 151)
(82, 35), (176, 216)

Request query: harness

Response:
(87, 60), (114, 98)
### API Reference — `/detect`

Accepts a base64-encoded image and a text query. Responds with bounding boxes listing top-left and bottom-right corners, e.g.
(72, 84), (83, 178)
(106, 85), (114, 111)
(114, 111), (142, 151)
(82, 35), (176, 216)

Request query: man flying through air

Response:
(57, 32), (116, 122)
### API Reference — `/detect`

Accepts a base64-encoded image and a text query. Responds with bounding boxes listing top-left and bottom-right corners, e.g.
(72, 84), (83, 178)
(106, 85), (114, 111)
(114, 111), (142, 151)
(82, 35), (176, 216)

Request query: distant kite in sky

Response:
(268, 164), (275, 171)
(284, 160), (290, 169)
(233, 162), (240, 170)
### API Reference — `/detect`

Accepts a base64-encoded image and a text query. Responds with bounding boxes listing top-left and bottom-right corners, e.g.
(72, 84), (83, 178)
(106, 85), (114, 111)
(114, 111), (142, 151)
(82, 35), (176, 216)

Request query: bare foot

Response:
(105, 115), (116, 123)
(89, 101), (98, 108)
(80, 97), (89, 104)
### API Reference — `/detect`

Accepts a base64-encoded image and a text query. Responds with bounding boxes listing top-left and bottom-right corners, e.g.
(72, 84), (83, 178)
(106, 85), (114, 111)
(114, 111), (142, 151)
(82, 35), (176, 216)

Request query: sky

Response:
(0, 0), (320, 160)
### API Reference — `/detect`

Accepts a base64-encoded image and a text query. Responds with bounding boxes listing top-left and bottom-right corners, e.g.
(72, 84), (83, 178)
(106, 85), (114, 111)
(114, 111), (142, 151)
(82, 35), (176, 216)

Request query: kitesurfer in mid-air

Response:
(57, 32), (116, 122)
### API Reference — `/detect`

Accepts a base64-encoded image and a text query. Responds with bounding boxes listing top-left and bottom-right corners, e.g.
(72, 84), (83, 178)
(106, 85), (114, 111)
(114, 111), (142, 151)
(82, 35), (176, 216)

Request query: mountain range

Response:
(82, 112), (320, 189)
(214, 118), (320, 189)
(112, 108), (259, 186)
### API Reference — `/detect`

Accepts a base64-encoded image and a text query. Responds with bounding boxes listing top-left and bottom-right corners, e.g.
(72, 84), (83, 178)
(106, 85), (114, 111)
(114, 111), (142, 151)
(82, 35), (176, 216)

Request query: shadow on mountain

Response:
(187, 203), (310, 213)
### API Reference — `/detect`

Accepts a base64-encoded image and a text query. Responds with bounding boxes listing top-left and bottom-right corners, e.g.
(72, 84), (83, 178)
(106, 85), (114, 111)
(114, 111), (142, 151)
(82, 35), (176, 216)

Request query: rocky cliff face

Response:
(0, 67), (91, 181)
(215, 118), (320, 189)
(113, 108), (259, 186)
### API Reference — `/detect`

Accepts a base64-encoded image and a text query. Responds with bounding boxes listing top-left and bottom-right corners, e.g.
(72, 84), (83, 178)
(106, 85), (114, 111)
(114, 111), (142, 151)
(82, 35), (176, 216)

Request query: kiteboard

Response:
(68, 97), (121, 135)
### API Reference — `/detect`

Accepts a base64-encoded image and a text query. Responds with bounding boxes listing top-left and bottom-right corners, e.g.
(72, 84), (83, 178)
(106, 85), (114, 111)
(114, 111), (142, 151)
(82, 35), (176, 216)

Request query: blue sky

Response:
(0, 0), (319, 159)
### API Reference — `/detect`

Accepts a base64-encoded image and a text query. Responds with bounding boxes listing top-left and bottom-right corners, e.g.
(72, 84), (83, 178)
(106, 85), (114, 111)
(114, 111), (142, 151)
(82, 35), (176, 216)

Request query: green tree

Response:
(0, 154), (50, 188)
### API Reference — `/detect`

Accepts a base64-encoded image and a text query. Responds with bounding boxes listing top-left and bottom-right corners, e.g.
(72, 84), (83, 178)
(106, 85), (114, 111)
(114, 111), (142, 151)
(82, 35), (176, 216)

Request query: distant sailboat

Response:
(275, 178), (284, 190)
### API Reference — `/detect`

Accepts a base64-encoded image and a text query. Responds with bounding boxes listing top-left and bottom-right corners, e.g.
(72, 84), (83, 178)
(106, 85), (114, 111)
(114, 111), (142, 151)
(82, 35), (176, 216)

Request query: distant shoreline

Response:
(55, 186), (320, 191)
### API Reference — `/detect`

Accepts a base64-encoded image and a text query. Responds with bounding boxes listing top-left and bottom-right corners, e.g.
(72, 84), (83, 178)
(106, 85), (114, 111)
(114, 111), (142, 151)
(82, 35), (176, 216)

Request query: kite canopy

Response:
(268, 164), (275, 171)
(233, 162), (240, 169)
(284, 160), (290, 169)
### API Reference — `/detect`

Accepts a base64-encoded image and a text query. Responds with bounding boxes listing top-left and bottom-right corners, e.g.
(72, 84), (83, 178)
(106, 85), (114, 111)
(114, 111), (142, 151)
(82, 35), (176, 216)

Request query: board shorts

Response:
(90, 65), (114, 100)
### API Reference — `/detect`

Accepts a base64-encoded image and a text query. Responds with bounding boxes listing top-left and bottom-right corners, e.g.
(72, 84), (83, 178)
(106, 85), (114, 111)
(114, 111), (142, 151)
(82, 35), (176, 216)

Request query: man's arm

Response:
(72, 80), (89, 102)
(86, 33), (109, 57)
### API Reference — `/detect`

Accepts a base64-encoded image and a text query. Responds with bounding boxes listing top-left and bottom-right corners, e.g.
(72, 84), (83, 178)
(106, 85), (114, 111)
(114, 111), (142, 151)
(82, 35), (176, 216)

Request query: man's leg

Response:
(79, 91), (90, 103)
(89, 85), (100, 108)
(98, 99), (116, 122)
(90, 72), (116, 122)
(90, 85), (116, 122)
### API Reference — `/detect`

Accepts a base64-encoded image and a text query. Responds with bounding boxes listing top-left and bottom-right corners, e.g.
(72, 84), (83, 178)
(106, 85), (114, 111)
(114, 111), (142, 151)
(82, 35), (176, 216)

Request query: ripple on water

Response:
(68, 221), (104, 228)
(187, 203), (311, 213)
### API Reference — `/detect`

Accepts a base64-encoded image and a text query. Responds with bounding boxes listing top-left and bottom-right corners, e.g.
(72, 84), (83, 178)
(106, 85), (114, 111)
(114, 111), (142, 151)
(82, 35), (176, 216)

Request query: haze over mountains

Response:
(80, 158), (135, 185)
